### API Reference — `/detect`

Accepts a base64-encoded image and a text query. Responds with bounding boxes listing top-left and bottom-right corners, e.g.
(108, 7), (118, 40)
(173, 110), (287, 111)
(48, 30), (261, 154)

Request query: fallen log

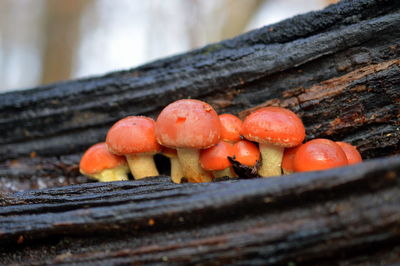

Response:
(0, 0), (399, 192)
(0, 0), (399, 162)
(0, 0), (400, 264)
(0, 156), (399, 265)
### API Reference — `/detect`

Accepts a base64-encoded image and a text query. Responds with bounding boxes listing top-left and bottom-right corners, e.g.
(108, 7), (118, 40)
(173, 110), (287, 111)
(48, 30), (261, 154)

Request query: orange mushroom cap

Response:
(161, 147), (178, 158)
(294, 139), (348, 172)
(219, 113), (242, 142)
(155, 99), (221, 149)
(241, 107), (305, 147)
(200, 141), (234, 171)
(233, 140), (260, 166)
(106, 116), (161, 155)
(282, 145), (302, 173)
(336, 142), (362, 165)
(80, 143), (126, 175)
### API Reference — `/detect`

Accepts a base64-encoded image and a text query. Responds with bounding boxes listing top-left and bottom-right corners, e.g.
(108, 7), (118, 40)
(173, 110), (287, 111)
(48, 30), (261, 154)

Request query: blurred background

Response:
(0, 0), (337, 93)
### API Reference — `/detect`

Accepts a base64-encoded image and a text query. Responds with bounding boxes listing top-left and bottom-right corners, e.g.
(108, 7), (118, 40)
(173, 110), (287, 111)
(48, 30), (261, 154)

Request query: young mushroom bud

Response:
(281, 145), (302, 175)
(155, 99), (221, 183)
(161, 147), (184, 184)
(242, 107), (305, 177)
(106, 116), (161, 179)
(294, 139), (348, 172)
(336, 142), (363, 165)
(232, 140), (260, 167)
(219, 113), (242, 143)
(79, 142), (130, 182)
(200, 141), (235, 178)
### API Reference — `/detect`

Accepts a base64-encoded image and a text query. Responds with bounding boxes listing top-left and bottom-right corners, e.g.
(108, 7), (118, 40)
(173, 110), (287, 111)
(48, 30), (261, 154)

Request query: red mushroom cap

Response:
(106, 116), (161, 155)
(80, 143), (126, 175)
(282, 145), (302, 173)
(232, 140), (260, 166)
(294, 139), (348, 172)
(219, 113), (242, 142)
(241, 107), (305, 147)
(336, 142), (362, 165)
(200, 141), (234, 171)
(155, 99), (221, 149)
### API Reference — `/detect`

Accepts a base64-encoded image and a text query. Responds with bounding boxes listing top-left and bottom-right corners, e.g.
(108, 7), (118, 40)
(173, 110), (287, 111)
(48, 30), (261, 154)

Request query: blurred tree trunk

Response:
(40, 0), (91, 85)
(218, 0), (265, 40)
(184, 0), (265, 48)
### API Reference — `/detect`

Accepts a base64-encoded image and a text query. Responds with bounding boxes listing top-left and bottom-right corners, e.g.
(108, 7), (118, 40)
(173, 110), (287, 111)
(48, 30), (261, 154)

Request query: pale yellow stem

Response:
(170, 156), (184, 184)
(177, 148), (212, 183)
(259, 143), (284, 177)
(282, 169), (294, 175)
(87, 164), (130, 182)
(126, 154), (159, 179)
(213, 167), (234, 178)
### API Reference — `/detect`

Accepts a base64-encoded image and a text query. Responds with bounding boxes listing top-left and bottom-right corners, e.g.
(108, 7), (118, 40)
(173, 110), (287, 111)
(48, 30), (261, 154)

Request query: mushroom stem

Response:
(126, 154), (159, 179)
(259, 143), (284, 177)
(282, 169), (294, 175)
(177, 148), (212, 182)
(89, 165), (130, 182)
(213, 168), (234, 178)
(170, 156), (184, 183)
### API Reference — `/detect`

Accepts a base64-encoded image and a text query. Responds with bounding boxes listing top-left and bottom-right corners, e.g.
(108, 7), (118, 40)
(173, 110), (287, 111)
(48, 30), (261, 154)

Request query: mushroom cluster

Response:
(80, 99), (363, 183)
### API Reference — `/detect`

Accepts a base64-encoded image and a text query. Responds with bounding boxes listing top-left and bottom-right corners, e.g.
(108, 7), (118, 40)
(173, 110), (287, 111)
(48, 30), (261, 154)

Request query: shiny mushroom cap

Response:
(232, 140), (260, 167)
(219, 113), (242, 143)
(200, 141), (234, 171)
(294, 139), (348, 172)
(241, 107), (305, 147)
(282, 145), (302, 173)
(155, 99), (221, 149)
(80, 142), (126, 175)
(106, 116), (161, 156)
(336, 141), (363, 165)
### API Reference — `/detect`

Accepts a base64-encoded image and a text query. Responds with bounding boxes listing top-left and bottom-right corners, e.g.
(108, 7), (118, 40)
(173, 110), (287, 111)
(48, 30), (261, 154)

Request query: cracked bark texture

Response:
(0, 0), (399, 163)
(0, 156), (399, 265)
(0, 0), (400, 264)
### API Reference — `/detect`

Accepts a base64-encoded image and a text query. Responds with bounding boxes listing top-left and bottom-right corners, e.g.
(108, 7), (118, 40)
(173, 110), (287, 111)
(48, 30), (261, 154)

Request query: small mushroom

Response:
(242, 107), (305, 177)
(232, 140), (260, 167)
(336, 141), (363, 165)
(294, 139), (348, 172)
(219, 113), (242, 143)
(106, 116), (161, 179)
(200, 141), (235, 178)
(79, 142), (129, 181)
(281, 145), (302, 175)
(229, 140), (261, 178)
(155, 99), (221, 182)
(162, 147), (184, 183)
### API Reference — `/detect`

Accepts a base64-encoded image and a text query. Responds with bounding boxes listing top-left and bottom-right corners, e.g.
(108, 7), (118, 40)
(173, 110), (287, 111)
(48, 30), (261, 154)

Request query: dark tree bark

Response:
(0, 0), (399, 264)
(0, 0), (399, 162)
(0, 156), (399, 265)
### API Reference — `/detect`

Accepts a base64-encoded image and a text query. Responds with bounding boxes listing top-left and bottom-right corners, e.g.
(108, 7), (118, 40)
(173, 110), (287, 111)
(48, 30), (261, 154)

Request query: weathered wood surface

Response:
(0, 156), (399, 265)
(0, 0), (400, 264)
(0, 0), (399, 162)
(0, 0), (399, 193)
